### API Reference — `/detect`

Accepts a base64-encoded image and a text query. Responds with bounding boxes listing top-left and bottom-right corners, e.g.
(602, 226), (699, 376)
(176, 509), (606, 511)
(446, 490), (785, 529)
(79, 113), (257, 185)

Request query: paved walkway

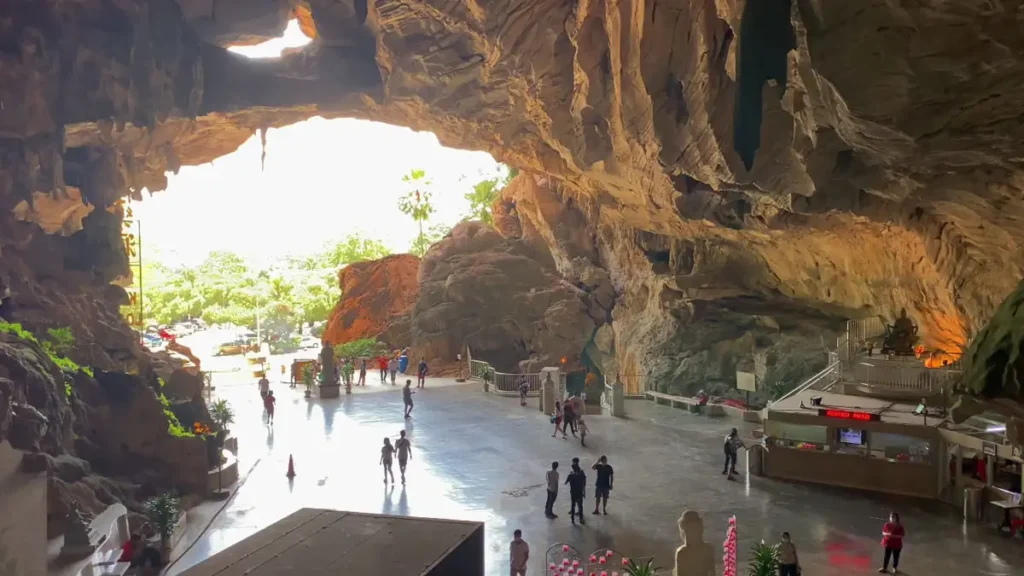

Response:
(168, 377), (1024, 576)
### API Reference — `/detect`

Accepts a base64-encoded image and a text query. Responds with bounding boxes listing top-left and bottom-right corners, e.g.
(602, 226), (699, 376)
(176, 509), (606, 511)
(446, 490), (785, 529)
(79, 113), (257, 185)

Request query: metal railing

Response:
(492, 371), (542, 394)
(853, 361), (961, 392)
(770, 360), (842, 407)
(469, 359), (492, 380)
(843, 316), (886, 365)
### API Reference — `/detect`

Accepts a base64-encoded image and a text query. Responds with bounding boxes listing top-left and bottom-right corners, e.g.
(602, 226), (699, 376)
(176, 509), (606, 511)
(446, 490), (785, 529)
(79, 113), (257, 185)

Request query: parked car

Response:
(299, 337), (321, 351)
(215, 339), (257, 356)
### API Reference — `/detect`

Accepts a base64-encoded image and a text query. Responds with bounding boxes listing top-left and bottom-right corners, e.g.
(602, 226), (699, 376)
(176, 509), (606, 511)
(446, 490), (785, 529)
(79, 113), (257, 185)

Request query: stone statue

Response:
(882, 308), (919, 356)
(61, 500), (96, 556)
(673, 510), (716, 576)
(319, 342), (337, 385)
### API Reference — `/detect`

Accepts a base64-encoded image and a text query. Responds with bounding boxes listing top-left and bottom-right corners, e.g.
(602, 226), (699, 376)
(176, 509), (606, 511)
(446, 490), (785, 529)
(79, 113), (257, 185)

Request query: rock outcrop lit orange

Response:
(323, 254), (420, 347)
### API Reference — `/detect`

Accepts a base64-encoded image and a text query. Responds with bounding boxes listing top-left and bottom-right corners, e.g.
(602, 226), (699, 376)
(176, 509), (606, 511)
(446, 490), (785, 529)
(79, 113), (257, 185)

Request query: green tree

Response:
(463, 165), (517, 225)
(319, 236), (391, 269)
(398, 169), (436, 256)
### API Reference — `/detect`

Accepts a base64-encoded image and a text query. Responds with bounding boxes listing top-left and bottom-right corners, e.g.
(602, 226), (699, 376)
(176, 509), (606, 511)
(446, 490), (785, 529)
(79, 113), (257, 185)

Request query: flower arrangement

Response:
(723, 515), (737, 576)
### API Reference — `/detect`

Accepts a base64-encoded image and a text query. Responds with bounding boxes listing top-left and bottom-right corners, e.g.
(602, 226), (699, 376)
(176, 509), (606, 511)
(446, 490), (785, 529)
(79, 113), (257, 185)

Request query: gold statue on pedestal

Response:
(882, 308), (919, 356)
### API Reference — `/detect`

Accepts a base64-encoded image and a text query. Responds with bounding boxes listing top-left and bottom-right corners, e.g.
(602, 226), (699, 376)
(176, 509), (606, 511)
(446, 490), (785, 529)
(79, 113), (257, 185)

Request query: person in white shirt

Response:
(509, 529), (529, 576)
(544, 462), (559, 518)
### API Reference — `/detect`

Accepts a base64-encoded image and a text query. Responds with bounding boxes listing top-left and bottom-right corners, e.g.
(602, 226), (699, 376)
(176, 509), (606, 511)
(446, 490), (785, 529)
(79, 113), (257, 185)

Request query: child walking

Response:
(578, 418), (589, 447)
(263, 390), (276, 425)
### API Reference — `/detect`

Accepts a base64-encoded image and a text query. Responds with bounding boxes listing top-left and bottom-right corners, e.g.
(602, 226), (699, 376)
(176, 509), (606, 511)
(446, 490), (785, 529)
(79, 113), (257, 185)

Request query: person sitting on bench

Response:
(119, 533), (163, 568)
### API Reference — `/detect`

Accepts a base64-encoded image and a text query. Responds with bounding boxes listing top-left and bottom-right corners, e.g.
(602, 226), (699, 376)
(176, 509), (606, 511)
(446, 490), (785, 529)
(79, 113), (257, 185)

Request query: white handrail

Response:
(769, 360), (841, 407)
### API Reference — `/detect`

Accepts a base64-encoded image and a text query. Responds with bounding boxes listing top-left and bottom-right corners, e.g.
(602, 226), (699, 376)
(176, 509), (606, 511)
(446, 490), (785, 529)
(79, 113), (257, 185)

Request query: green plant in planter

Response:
(209, 399), (235, 432)
(747, 541), (779, 576)
(623, 558), (661, 576)
(145, 493), (181, 548)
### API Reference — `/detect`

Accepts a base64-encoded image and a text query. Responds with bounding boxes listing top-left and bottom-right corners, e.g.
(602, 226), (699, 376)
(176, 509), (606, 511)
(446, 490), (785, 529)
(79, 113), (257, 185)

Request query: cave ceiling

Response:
(2, 0), (1024, 384)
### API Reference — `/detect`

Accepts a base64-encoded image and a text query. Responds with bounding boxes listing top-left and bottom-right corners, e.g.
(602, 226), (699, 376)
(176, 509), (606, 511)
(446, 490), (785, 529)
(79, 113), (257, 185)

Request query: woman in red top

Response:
(377, 356), (389, 382)
(879, 511), (904, 573)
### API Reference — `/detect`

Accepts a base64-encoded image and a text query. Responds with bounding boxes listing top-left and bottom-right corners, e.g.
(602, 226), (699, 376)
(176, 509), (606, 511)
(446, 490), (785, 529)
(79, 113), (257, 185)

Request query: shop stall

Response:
(764, 391), (942, 499)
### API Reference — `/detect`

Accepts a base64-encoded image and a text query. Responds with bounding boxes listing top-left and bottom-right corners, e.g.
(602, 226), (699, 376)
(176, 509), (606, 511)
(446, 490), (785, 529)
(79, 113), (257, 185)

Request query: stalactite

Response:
(260, 127), (268, 172)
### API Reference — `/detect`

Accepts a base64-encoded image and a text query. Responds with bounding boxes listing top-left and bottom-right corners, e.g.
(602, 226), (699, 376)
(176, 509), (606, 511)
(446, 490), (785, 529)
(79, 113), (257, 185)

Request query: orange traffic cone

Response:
(286, 454), (296, 478)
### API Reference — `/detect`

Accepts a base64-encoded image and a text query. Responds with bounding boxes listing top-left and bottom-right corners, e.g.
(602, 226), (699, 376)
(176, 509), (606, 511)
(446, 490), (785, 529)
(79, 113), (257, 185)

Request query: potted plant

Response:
(208, 400), (235, 499)
(145, 493), (181, 557)
(747, 541), (779, 576)
(303, 365), (314, 398)
(482, 367), (493, 392)
(623, 558), (660, 576)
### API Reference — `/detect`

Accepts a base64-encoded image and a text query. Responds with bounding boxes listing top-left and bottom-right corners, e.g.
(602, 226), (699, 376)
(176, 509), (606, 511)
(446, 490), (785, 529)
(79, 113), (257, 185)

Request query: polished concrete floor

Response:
(168, 376), (1024, 576)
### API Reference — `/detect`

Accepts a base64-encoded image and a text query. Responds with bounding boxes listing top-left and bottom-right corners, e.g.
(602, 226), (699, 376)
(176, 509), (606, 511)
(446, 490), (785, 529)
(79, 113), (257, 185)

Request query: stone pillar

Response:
(540, 367), (560, 414)
(602, 381), (625, 417)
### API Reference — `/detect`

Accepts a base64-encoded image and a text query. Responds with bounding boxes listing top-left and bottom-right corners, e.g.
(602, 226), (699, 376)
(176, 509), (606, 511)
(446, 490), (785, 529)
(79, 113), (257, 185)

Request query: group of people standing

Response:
(551, 396), (589, 446)
(544, 456), (614, 525)
(373, 351), (428, 387)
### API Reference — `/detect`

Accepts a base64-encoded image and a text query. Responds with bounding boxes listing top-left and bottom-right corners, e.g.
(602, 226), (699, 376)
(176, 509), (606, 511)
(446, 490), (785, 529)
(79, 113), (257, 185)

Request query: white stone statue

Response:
(673, 510), (716, 576)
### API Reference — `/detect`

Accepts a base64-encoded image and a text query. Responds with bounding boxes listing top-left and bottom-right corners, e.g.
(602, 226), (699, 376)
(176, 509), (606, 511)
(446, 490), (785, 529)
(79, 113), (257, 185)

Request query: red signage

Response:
(818, 408), (880, 422)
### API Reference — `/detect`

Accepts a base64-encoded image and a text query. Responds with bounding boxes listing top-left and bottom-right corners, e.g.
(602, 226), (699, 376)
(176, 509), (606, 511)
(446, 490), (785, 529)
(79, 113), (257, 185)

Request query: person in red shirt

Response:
(378, 356), (389, 382)
(264, 390), (276, 425)
(879, 511), (905, 573)
(119, 533), (162, 567)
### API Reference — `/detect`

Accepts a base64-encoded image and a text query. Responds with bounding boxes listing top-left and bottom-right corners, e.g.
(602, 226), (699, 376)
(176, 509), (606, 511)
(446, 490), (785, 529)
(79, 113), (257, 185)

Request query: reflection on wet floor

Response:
(168, 379), (1024, 576)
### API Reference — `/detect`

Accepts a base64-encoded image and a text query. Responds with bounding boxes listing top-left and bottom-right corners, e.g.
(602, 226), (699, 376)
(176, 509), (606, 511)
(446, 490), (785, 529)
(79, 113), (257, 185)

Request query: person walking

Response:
(358, 358), (367, 386)
(510, 529), (529, 576)
(519, 378), (529, 406)
(544, 462), (559, 519)
(264, 390), (276, 425)
(565, 458), (586, 525)
(388, 357), (399, 385)
(378, 355), (388, 382)
(395, 430), (412, 484)
(562, 399), (576, 438)
(591, 456), (613, 514)
(551, 402), (564, 438)
(577, 418), (589, 447)
(380, 437), (396, 484)
(258, 374), (270, 402)
(723, 428), (743, 480)
(417, 358), (428, 388)
(879, 511), (904, 573)
(778, 532), (799, 576)
(403, 380), (415, 419)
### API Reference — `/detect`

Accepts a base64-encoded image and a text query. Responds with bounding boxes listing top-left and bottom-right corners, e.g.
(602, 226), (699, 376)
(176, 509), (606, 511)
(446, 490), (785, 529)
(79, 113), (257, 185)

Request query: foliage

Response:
(270, 334), (301, 354)
(121, 234), (390, 328)
(399, 169), (437, 256)
(0, 322), (91, 398)
(163, 404), (193, 437)
(623, 558), (661, 576)
(333, 338), (382, 359)
(209, 399), (235, 430)
(747, 542), (779, 576)
(144, 493), (182, 541)
(45, 327), (75, 356)
(463, 164), (516, 225)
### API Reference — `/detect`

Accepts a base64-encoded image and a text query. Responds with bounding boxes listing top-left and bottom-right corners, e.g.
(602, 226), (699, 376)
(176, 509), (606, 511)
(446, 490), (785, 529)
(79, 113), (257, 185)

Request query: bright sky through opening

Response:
(134, 23), (502, 269)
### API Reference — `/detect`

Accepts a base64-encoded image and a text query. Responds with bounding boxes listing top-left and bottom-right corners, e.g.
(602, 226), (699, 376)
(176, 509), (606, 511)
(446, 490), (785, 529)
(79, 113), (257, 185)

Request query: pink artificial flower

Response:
(590, 556), (597, 563)
(606, 550), (614, 557)
(573, 560), (580, 567)
(622, 558), (630, 565)
(599, 557), (607, 564)
(550, 564), (557, 570)
(563, 545), (570, 552)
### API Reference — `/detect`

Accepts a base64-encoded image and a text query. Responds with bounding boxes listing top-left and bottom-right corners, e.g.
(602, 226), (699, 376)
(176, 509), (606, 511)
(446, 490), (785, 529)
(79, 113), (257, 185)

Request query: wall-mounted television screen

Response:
(838, 427), (865, 445)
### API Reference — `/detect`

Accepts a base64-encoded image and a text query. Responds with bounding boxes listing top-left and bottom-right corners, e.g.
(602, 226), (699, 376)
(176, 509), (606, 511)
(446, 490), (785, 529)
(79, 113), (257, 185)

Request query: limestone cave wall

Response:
(2, 0), (1024, 405)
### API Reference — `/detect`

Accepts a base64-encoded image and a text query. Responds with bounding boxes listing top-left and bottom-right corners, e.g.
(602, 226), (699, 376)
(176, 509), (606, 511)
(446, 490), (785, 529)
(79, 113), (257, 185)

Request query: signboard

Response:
(736, 371), (757, 392)
(817, 408), (881, 422)
(983, 441), (997, 457)
(120, 201), (144, 330)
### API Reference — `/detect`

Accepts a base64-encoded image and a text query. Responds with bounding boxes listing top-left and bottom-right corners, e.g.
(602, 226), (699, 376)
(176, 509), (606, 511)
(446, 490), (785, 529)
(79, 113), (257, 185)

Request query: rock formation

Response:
(2, 0), (1024, 450)
(323, 254), (420, 348)
(413, 221), (602, 372)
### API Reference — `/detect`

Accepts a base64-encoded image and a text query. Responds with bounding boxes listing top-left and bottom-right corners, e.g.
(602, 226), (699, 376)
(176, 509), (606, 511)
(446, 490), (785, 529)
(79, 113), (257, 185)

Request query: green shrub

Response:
(209, 399), (235, 430)
(333, 338), (383, 359)
(145, 493), (182, 542)
(747, 541), (779, 576)
(45, 327), (75, 356)
(0, 322), (92, 399)
(163, 406), (193, 437)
